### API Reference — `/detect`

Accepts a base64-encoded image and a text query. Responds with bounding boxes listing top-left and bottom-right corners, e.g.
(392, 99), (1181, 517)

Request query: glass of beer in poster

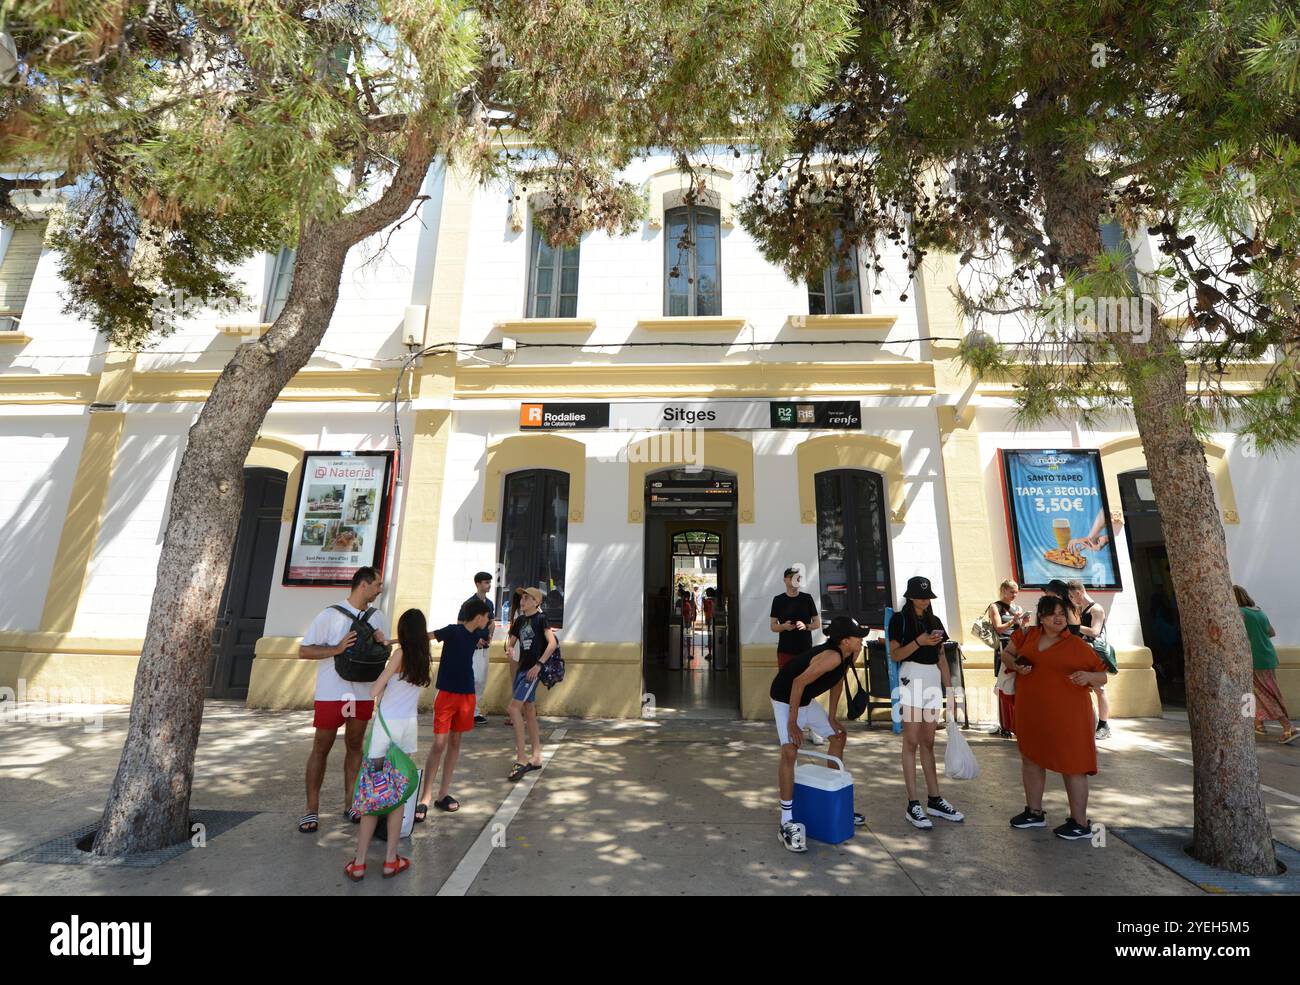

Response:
(1053, 517), (1071, 550)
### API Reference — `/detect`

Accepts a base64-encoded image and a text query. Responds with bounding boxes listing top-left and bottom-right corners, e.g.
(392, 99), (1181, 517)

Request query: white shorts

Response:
(772, 699), (834, 746)
(897, 661), (944, 712)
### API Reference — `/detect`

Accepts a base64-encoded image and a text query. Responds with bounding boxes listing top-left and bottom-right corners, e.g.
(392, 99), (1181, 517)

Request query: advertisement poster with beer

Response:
(283, 450), (397, 587)
(999, 449), (1122, 591)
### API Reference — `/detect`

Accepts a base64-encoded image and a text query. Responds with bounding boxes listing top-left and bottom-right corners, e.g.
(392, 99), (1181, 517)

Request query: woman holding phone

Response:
(889, 576), (964, 829)
(1001, 594), (1109, 840)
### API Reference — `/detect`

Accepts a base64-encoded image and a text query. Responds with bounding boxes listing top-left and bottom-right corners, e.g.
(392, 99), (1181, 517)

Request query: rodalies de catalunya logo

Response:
(49, 915), (151, 965)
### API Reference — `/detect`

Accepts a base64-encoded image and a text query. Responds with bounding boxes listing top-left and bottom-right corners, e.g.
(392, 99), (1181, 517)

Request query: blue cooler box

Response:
(791, 751), (855, 845)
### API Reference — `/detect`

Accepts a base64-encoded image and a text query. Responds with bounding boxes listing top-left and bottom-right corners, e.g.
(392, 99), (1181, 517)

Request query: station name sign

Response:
(519, 401), (862, 431)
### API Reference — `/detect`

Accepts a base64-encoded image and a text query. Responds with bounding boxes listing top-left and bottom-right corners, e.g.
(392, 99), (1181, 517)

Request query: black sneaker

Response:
(905, 801), (933, 830)
(779, 821), (808, 853)
(927, 795), (965, 822)
(1010, 806), (1047, 828)
(1054, 818), (1092, 840)
(474, 715), (489, 726)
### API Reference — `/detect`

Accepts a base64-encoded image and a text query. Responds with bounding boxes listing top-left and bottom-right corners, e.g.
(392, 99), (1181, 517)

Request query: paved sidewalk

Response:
(3, 701), (1299, 895)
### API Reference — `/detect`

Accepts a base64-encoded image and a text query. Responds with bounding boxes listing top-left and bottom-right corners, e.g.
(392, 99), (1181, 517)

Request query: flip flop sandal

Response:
(345, 809), (361, 824)
(434, 795), (460, 813)
(508, 762), (529, 782)
(298, 813), (319, 834)
(382, 856), (411, 879)
(525, 762), (543, 774)
(344, 859), (366, 882)
(413, 804), (428, 824)
(853, 812), (866, 826)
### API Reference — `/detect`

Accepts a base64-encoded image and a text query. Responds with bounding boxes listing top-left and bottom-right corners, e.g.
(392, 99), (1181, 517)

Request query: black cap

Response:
(783, 567), (800, 579)
(826, 615), (869, 642)
(1046, 579), (1070, 598)
(904, 576), (938, 600)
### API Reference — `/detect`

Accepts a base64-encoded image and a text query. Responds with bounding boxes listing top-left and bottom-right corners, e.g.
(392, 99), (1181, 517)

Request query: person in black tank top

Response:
(772, 616), (869, 852)
(1067, 579), (1112, 739)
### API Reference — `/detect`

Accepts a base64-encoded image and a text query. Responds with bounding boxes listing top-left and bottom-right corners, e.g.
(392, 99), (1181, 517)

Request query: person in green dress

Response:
(1235, 585), (1296, 744)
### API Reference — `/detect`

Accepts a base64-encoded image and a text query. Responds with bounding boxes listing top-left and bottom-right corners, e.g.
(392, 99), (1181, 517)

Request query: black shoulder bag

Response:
(330, 605), (391, 683)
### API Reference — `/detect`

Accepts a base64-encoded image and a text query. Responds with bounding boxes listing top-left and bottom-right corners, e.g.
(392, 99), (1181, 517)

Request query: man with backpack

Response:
(296, 566), (389, 834)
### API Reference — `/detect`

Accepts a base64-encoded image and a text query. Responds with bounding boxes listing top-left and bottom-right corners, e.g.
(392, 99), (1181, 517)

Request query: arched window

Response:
(498, 469), (569, 626)
(814, 469), (892, 626)
(665, 205), (721, 316)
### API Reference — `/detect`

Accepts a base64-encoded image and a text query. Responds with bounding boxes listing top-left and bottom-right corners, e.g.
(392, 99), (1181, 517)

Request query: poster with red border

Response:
(282, 450), (397, 587)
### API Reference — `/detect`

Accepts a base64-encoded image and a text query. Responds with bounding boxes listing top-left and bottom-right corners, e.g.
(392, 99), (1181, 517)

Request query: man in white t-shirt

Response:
(296, 566), (388, 833)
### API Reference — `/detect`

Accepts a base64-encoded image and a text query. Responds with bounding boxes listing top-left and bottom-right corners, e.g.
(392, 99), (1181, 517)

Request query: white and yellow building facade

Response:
(1, 152), (1296, 722)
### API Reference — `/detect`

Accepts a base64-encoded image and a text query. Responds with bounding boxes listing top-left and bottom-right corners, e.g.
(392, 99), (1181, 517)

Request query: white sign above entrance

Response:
(518, 400), (862, 431)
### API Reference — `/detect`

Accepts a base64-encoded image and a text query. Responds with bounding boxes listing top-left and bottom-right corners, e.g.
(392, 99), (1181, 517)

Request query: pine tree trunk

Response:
(1029, 136), (1277, 875)
(91, 228), (355, 856)
(1128, 347), (1276, 874)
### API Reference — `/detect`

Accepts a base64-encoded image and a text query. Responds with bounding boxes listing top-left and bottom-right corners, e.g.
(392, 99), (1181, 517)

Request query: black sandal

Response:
(508, 762), (529, 782)
(413, 804), (428, 824)
(434, 795), (460, 813)
(345, 808), (361, 824)
(297, 813), (319, 833)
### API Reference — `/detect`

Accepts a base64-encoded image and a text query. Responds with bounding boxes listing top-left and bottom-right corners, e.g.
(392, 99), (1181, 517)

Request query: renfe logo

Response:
(314, 466), (328, 478)
(520, 404), (544, 426)
(50, 915), (152, 965)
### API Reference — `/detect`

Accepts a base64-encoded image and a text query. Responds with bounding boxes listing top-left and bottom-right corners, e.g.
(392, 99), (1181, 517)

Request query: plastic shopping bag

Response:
(943, 694), (980, 780)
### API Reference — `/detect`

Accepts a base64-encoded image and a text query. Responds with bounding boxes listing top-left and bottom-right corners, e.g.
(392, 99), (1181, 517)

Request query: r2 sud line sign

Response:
(519, 400), (863, 431)
(998, 448), (1122, 591)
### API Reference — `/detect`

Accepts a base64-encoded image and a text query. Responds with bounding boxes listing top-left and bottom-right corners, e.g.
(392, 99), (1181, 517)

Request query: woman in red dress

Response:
(1000, 594), (1109, 840)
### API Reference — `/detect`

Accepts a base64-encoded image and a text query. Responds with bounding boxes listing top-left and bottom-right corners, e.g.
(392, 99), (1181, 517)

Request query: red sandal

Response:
(382, 855), (411, 879)
(344, 859), (366, 882)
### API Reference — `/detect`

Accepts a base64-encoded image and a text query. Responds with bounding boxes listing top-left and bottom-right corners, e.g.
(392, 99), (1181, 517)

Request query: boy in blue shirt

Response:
(415, 596), (490, 820)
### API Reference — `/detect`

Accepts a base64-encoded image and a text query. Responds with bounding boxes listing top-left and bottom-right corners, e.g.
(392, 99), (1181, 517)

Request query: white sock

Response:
(780, 800), (793, 825)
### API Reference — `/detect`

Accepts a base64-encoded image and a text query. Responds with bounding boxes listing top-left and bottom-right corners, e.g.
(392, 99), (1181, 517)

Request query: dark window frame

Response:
(664, 205), (722, 316)
(497, 468), (570, 628)
(813, 468), (893, 627)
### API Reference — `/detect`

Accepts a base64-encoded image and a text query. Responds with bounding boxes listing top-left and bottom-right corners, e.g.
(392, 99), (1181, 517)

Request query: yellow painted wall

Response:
(247, 638), (642, 720)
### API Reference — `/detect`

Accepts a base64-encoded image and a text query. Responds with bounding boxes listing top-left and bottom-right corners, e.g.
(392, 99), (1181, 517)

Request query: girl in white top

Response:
(345, 608), (432, 882)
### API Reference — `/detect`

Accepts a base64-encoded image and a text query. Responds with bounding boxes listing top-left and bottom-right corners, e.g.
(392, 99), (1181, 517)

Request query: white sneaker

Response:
(807, 729), (826, 746)
(905, 802), (933, 829)
(779, 821), (808, 852)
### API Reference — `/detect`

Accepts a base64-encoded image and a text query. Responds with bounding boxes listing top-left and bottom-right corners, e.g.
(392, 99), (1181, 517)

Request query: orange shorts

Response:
(433, 690), (476, 734)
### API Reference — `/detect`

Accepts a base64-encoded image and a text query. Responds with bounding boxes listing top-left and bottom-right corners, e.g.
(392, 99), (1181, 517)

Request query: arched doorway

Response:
(642, 467), (739, 717)
(1118, 468), (1184, 706)
(209, 467), (286, 699)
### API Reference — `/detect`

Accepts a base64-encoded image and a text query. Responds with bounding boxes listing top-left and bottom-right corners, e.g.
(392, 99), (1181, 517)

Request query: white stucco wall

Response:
(0, 412), (88, 630)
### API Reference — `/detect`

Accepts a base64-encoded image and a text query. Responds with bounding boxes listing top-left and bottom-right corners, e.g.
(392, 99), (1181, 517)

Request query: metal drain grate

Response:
(1110, 826), (1300, 894)
(4, 810), (259, 869)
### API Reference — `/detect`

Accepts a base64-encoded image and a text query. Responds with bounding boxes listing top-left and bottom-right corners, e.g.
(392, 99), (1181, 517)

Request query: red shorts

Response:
(777, 651), (798, 669)
(433, 691), (476, 734)
(312, 699), (374, 731)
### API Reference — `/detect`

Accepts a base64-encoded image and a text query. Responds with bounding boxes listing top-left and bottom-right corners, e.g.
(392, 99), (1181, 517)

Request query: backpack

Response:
(330, 605), (390, 683)
(539, 641), (565, 689)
